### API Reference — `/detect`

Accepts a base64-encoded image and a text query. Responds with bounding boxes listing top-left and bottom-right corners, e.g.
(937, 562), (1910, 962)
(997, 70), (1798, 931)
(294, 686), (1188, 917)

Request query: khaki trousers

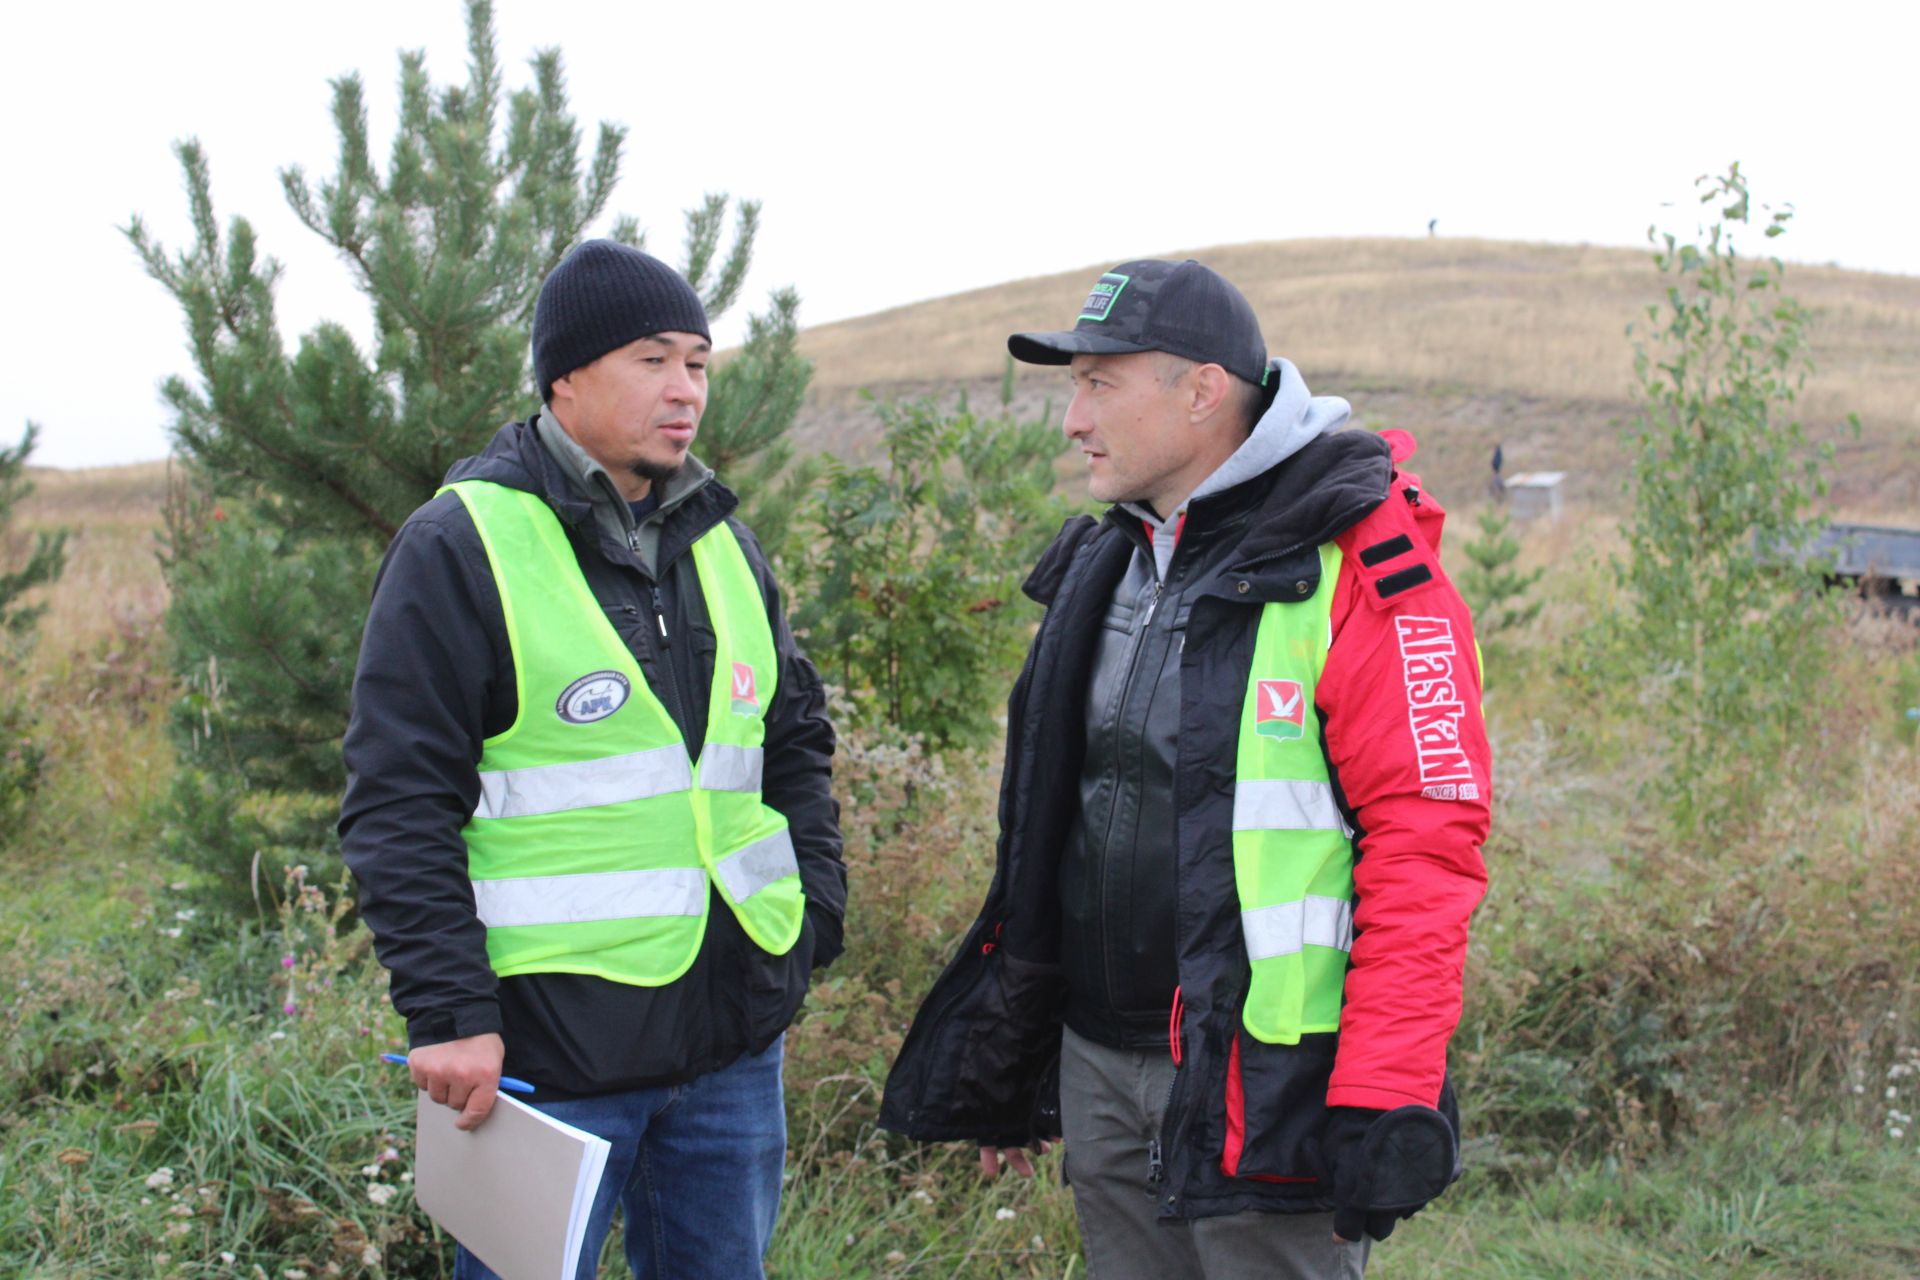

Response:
(1059, 1026), (1368, 1280)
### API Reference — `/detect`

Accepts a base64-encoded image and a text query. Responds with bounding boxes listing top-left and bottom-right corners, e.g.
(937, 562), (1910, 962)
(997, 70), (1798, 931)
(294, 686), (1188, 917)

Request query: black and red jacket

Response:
(879, 427), (1490, 1220)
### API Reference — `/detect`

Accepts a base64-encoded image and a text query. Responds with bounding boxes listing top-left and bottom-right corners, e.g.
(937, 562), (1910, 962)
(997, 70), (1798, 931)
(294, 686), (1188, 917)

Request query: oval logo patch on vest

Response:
(556, 671), (631, 724)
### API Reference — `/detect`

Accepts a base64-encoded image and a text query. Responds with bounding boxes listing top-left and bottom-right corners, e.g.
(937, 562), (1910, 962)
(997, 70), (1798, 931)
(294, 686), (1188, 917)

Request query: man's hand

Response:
(978, 1140), (1052, 1179)
(408, 1033), (506, 1131)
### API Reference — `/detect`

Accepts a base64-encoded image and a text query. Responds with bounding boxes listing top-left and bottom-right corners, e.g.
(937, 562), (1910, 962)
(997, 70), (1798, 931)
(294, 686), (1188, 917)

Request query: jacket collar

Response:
(442, 415), (736, 573)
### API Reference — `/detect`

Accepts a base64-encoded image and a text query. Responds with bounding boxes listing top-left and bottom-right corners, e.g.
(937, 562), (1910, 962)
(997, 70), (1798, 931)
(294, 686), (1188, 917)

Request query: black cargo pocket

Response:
(1219, 1031), (1337, 1183)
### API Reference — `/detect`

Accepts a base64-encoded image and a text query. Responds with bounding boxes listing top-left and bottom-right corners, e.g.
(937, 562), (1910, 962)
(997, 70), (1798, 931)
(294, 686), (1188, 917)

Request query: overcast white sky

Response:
(4, 0), (1913, 468)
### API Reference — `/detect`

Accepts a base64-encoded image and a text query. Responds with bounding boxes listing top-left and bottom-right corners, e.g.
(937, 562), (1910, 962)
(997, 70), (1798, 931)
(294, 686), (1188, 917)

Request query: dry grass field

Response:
(793, 237), (1920, 514)
(14, 459), (169, 668)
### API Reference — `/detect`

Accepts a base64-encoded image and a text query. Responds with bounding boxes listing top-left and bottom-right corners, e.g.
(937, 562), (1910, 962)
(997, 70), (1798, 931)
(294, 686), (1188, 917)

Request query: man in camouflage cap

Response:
(882, 259), (1492, 1278)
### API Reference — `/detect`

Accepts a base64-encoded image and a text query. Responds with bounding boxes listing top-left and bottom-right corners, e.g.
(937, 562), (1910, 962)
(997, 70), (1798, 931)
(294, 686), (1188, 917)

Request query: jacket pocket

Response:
(953, 951), (1066, 1120)
(1219, 1031), (1336, 1182)
(885, 944), (1066, 1142)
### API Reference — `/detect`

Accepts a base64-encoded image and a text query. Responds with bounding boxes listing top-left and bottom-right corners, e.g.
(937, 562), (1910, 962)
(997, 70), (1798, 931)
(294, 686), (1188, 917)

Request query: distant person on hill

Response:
(339, 239), (847, 1280)
(1491, 441), (1506, 500)
(881, 259), (1491, 1279)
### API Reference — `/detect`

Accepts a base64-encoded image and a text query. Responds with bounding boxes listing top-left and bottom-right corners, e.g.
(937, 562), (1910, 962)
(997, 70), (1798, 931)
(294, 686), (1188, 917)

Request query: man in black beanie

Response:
(341, 239), (846, 1280)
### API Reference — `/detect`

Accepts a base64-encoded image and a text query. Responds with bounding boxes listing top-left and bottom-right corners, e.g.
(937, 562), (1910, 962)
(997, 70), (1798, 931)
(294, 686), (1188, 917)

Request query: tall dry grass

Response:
(15, 461), (169, 673)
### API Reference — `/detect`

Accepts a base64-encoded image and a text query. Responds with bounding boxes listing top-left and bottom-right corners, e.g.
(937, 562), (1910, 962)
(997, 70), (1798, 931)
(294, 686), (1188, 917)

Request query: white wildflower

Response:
(145, 1167), (175, 1190)
(1892, 1127), (1906, 1139)
(359, 1164), (381, 1178)
(360, 1245), (381, 1266)
(995, 1207), (1016, 1221)
(221, 1252), (236, 1264)
(161, 927), (183, 939)
(909, 1188), (933, 1204)
(175, 909), (197, 922)
(269, 1031), (286, 1041)
(366, 1183), (396, 1206)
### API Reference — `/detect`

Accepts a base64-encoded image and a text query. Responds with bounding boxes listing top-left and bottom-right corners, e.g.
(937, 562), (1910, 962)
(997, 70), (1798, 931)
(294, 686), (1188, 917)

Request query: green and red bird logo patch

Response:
(1255, 679), (1306, 740)
(730, 662), (759, 716)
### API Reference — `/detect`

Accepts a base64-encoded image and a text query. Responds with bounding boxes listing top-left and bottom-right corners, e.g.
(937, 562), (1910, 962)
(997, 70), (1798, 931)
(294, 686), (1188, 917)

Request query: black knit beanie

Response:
(531, 240), (711, 402)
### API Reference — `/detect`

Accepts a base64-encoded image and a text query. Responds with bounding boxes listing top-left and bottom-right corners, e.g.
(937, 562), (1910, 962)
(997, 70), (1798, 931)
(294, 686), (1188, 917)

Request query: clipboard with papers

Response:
(412, 1090), (611, 1280)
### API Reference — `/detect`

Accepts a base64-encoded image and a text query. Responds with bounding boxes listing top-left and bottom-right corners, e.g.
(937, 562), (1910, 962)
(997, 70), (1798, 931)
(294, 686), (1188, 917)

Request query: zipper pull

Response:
(1147, 1137), (1165, 1186)
(1143, 578), (1164, 627)
(650, 587), (670, 647)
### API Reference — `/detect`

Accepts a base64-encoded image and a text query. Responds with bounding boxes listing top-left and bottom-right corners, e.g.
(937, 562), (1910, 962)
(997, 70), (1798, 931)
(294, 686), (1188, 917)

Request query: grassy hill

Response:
(791, 237), (1920, 516)
(33, 237), (1919, 525)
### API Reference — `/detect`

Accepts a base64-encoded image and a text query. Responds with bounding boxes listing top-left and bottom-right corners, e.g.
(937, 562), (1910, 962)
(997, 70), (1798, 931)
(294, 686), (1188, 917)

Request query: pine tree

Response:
(1458, 505), (1543, 644)
(129, 1), (810, 907)
(0, 423), (69, 839)
(0, 424), (68, 641)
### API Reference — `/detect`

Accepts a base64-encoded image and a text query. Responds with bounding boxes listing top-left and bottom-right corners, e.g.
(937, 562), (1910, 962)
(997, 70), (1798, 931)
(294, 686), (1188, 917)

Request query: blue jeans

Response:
(453, 1034), (787, 1280)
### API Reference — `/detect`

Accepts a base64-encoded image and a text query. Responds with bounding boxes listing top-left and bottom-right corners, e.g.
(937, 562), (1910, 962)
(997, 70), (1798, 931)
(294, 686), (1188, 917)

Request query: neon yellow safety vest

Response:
(444, 480), (805, 987)
(1232, 543), (1356, 1045)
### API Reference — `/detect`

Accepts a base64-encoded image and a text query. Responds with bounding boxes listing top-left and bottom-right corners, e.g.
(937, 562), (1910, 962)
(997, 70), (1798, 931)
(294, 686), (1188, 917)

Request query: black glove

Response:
(1309, 1105), (1458, 1243)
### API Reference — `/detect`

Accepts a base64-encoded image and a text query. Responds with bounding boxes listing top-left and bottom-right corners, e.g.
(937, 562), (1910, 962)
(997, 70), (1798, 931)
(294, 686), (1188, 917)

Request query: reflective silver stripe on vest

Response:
(712, 829), (799, 905)
(472, 867), (709, 928)
(699, 744), (764, 793)
(474, 746), (693, 820)
(1240, 895), (1355, 962)
(1231, 778), (1354, 837)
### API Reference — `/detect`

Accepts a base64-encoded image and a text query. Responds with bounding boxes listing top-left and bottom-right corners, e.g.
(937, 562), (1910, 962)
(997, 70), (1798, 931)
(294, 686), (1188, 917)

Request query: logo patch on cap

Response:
(1079, 272), (1130, 323)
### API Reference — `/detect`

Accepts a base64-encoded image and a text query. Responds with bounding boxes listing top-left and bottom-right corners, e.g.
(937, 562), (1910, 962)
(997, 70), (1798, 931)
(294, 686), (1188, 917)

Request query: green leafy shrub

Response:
(1584, 162), (1850, 839)
(789, 384), (1071, 748)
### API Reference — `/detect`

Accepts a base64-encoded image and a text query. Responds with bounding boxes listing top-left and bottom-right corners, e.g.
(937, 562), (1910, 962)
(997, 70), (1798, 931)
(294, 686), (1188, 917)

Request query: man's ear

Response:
(1187, 362), (1234, 425)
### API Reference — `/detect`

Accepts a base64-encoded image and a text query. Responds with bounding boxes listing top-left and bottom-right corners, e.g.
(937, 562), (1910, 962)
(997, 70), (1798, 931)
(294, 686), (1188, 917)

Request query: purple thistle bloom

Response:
(281, 954), (296, 969)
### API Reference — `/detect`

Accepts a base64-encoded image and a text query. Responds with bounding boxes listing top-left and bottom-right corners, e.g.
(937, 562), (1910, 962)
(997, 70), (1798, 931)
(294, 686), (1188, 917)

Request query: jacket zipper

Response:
(1095, 573), (1165, 1016)
(620, 590), (684, 735)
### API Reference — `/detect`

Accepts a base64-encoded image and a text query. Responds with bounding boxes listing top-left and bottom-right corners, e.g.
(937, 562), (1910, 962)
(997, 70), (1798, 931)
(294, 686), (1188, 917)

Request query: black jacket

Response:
(1062, 455), (1315, 1049)
(339, 418), (846, 1096)
(880, 430), (1420, 1221)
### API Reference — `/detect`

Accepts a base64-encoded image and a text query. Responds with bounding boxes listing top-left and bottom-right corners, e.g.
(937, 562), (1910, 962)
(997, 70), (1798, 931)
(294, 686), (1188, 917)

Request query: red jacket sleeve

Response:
(1319, 478), (1491, 1111)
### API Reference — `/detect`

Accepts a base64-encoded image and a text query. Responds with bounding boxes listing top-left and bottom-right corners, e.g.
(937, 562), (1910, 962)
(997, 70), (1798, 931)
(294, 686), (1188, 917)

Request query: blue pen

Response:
(380, 1052), (536, 1094)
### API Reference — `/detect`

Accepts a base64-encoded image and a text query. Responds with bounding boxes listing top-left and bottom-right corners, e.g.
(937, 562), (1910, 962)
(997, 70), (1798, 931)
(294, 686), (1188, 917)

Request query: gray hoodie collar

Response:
(1121, 357), (1352, 581)
(534, 407), (714, 566)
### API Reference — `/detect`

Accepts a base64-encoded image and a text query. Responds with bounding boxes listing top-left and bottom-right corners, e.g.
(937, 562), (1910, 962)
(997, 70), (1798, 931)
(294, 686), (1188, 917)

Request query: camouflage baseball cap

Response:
(1007, 258), (1269, 387)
